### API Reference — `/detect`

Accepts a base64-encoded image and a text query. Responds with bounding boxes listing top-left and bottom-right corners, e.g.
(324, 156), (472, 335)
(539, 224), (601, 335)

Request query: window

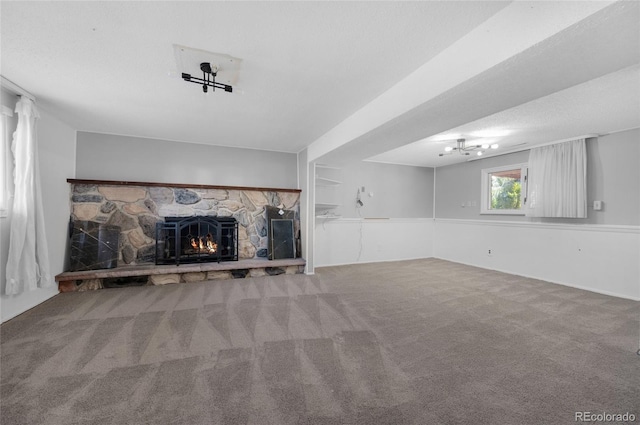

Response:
(1, 105), (13, 218)
(481, 163), (527, 215)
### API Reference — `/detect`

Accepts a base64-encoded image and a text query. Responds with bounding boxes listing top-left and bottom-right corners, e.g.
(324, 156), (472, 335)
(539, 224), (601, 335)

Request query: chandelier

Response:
(439, 138), (498, 157)
(182, 62), (233, 94)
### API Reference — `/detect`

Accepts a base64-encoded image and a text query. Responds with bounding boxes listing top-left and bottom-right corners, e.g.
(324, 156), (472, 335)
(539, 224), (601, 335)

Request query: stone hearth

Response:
(55, 258), (306, 292)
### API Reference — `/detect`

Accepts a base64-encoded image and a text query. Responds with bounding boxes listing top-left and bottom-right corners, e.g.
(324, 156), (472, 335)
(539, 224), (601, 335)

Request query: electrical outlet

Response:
(487, 249), (492, 256)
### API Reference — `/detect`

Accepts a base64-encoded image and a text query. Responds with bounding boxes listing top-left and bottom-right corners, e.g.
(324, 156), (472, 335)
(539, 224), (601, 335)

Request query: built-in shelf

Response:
(316, 214), (341, 220)
(315, 203), (340, 209)
(316, 176), (342, 186)
(314, 164), (342, 214)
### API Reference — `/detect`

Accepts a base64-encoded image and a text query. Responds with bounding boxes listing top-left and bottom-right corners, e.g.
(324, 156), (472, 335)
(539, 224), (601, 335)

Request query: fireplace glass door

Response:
(156, 216), (238, 265)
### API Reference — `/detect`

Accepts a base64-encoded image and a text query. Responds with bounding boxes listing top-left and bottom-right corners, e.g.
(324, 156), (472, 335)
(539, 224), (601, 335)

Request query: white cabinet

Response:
(315, 164), (341, 219)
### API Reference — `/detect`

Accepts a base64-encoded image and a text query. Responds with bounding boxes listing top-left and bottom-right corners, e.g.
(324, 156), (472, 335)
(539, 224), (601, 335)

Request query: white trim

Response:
(434, 218), (640, 234)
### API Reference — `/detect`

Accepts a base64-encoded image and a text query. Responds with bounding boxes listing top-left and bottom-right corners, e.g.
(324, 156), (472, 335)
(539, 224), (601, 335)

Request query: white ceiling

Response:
(1, 1), (638, 168)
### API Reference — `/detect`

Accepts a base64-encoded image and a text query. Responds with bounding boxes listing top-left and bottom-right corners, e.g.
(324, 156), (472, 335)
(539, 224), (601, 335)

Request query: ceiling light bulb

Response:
(481, 144), (489, 149)
(490, 144), (499, 149)
(477, 151), (483, 156)
(444, 147), (453, 152)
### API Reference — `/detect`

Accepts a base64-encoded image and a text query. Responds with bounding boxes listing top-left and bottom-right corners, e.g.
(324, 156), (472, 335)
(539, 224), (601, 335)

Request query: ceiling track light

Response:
(182, 62), (233, 94)
(439, 138), (498, 157)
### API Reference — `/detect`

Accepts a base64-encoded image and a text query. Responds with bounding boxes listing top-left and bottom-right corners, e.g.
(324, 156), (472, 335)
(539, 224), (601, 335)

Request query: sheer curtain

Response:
(5, 96), (51, 295)
(1, 105), (13, 216)
(526, 138), (587, 218)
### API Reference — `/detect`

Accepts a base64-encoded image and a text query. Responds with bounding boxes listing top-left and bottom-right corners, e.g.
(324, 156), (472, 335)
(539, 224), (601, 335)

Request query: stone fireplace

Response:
(68, 179), (301, 267)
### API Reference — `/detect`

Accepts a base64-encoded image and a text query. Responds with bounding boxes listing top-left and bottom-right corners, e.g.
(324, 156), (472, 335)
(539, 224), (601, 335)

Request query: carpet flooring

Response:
(1, 258), (638, 424)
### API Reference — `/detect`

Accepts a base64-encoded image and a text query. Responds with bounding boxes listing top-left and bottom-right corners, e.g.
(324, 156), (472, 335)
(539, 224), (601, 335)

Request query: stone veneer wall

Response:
(69, 183), (300, 266)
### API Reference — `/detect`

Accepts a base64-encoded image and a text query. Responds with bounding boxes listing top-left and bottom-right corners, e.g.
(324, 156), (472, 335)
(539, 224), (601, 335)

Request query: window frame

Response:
(480, 163), (528, 215)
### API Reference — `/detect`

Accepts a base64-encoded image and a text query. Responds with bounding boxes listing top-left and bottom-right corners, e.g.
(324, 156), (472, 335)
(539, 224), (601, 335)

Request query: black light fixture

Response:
(439, 138), (498, 157)
(182, 62), (233, 93)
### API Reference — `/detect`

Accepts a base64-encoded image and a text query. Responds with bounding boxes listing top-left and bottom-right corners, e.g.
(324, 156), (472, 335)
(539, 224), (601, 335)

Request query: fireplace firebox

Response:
(155, 216), (238, 265)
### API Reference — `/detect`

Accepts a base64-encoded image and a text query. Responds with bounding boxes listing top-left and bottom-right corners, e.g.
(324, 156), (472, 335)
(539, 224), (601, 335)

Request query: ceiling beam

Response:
(306, 1), (616, 163)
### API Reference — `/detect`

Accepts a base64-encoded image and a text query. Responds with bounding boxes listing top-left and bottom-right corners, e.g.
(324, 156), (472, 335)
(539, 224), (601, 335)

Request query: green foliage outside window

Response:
(491, 176), (521, 210)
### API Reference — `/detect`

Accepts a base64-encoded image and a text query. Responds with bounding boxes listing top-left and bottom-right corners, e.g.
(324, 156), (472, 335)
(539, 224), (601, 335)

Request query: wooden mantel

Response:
(67, 179), (302, 193)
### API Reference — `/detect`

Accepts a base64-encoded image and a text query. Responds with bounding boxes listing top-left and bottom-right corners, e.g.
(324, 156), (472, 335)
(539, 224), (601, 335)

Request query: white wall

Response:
(434, 219), (640, 300)
(1, 94), (76, 323)
(315, 218), (433, 268)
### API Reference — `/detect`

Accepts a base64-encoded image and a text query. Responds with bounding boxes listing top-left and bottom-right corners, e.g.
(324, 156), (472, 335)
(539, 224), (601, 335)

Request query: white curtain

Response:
(1, 106), (13, 214)
(5, 96), (52, 295)
(526, 138), (587, 218)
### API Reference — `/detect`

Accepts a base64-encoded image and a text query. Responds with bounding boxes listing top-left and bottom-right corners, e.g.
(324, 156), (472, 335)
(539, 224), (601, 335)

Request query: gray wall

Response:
(327, 160), (434, 218)
(435, 129), (640, 226)
(586, 129), (639, 225)
(76, 132), (299, 189)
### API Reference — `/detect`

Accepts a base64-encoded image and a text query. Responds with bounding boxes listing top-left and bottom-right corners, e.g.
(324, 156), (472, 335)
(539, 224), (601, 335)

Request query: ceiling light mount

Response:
(439, 138), (498, 157)
(182, 62), (232, 94)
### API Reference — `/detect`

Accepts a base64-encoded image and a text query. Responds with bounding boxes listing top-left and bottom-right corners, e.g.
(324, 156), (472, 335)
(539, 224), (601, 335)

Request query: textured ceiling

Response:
(1, 1), (638, 167)
(367, 64), (640, 167)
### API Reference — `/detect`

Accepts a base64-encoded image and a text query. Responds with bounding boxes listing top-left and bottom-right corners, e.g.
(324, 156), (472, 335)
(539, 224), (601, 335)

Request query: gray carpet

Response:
(1, 258), (638, 424)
